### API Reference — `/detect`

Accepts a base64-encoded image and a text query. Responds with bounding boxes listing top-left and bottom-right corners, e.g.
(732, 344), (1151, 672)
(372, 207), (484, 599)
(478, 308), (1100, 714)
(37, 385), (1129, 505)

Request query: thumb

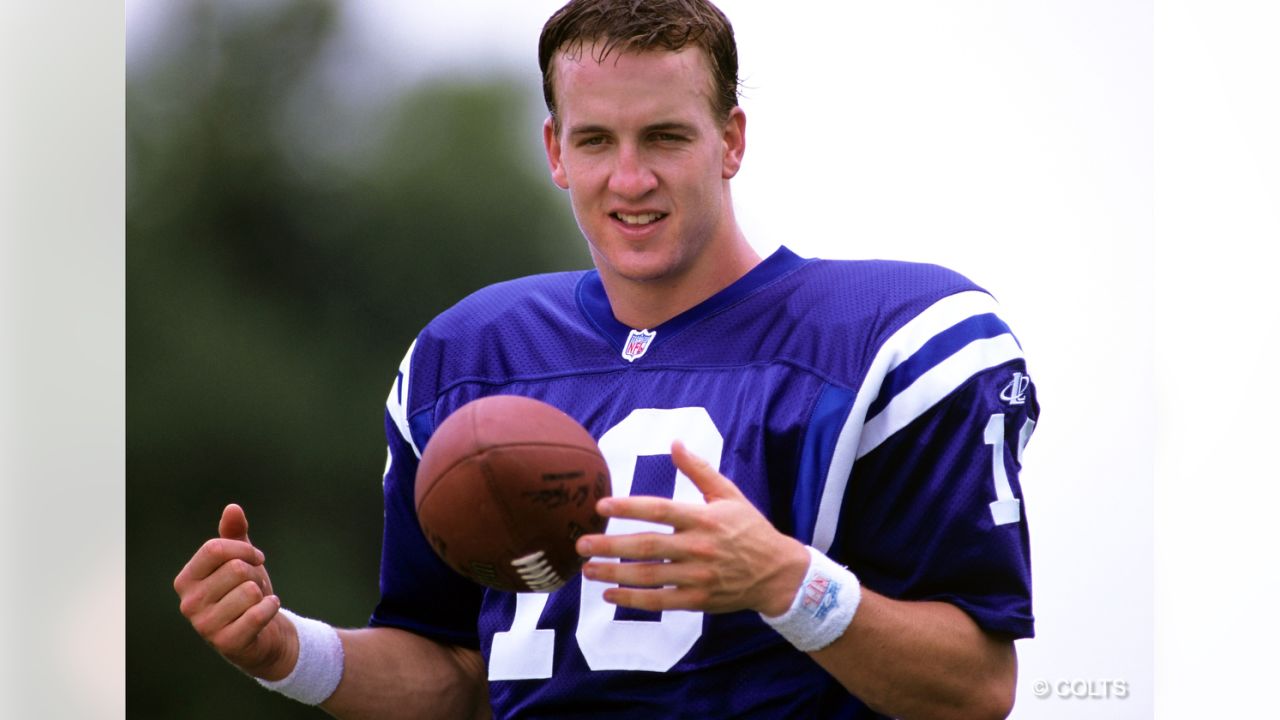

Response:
(219, 503), (251, 543)
(218, 503), (275, 597)
(671, 441), (744, 502)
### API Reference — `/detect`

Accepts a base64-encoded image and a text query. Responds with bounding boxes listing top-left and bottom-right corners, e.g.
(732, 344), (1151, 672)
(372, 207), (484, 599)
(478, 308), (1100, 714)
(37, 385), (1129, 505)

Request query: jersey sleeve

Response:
(838, 362), (1037, 638)
(820, 290), (1039, 639)
(368, 338), (483, 648)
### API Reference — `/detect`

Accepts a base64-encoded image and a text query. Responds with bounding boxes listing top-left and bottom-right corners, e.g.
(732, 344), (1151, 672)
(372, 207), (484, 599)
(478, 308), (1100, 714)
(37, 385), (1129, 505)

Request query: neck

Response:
(601, 228), (761, 330)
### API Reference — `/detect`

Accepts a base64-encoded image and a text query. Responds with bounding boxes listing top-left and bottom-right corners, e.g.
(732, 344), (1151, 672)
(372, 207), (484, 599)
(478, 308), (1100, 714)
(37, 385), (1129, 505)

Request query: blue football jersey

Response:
(372, 246), (1038, 718)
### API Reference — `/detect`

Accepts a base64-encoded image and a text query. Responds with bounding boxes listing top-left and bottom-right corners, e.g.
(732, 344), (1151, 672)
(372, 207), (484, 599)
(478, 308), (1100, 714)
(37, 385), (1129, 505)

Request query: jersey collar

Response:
(576, 245), (809, 359)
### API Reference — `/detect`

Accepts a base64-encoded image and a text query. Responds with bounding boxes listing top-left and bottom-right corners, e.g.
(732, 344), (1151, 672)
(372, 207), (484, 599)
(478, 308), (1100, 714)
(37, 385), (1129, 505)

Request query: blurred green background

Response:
(127, 1), (585, 716)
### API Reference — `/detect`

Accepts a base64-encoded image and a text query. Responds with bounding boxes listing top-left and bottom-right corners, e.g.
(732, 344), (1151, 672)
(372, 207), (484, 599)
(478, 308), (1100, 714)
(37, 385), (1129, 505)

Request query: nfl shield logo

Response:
(621, 329), (656, 362)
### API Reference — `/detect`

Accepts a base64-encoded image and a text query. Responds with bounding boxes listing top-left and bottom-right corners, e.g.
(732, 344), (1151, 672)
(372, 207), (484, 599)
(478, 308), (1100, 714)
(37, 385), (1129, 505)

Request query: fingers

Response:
(583, 556), (715, 589)
(182, 556), (273, 612)
(185, 572), (282, 660)
(175, 536), (264, 592)
(213, 593), (282, 656)
(199, 581), (282, 658)
(173, 505), (286, 674)
(175, 508), (274, 632)
(580, 442), (741, 536)
(578, 530), (701, 562)
(219, 503), (251, 542)
(600, 585), (710, 613)
(671, 441), (744, 501)
(573, 441), (760, 616)
(191, 578), (265, 639)
(593, 494), (700, 531)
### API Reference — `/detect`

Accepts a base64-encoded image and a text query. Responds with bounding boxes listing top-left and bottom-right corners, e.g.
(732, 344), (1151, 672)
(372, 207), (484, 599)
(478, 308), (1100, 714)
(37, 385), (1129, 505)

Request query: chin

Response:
(601, 249), (686, 285)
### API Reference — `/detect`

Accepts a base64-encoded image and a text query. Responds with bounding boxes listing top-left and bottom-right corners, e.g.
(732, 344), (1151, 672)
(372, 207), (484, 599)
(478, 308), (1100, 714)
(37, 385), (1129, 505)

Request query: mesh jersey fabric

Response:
(372, 246), (1039, 718)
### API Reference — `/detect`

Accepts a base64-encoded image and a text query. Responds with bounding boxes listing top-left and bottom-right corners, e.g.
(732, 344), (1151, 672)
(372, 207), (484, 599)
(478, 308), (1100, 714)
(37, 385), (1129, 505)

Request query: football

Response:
(414, 395), (611, 593)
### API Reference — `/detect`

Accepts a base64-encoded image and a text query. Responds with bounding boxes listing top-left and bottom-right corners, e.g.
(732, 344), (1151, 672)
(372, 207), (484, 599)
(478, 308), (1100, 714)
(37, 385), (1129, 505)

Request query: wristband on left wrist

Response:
(759, 546), (861, 652)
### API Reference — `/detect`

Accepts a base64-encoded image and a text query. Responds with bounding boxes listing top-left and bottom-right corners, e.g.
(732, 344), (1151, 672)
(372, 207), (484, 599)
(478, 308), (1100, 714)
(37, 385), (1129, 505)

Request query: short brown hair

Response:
(539, 0), (740, 129)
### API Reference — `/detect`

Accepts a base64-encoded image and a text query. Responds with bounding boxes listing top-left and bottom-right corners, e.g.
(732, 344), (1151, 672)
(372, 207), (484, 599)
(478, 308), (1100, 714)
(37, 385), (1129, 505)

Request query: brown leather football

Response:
(414, 395), (611, 593)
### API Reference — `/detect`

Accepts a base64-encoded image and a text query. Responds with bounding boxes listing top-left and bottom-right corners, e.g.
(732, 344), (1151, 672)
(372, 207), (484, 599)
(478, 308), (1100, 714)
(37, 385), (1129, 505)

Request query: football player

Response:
(174, 1), (1038, 717)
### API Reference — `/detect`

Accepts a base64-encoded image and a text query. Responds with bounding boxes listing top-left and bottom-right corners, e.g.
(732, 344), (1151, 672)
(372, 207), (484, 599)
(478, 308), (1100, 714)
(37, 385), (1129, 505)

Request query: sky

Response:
(2, 0), (1272, 717)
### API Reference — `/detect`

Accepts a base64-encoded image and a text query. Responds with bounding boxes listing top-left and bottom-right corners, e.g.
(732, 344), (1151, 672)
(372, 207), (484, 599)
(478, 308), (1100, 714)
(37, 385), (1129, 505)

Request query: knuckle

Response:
(687, 509), (714, 531)
(192, 613), (219, 639)
(697, 513), (725, 534)
(239, 580), (263, 602)
(209, 629), (237, 655)
(653, 504), (675, 525)
(636, 535), (659, 558)
(690, 567), (716, 586)
(687, 539), (716, 560)
(591, 563), (617, 582)
(634, 563), (659, 586)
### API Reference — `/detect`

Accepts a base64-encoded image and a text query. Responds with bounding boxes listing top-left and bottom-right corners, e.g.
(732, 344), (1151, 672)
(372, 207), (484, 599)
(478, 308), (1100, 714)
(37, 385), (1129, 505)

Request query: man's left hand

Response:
(576, 441), (809, 617)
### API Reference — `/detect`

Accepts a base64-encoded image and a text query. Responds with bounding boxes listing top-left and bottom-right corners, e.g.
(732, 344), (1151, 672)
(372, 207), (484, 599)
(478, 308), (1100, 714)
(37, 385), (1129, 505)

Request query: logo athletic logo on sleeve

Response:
(999, 371), (1031, 406)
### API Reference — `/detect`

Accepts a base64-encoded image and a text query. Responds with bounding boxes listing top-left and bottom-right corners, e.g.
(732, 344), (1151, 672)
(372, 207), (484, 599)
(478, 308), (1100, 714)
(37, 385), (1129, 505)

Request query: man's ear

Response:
(543, 116), (570, 189)
(721, 106), (746, 180)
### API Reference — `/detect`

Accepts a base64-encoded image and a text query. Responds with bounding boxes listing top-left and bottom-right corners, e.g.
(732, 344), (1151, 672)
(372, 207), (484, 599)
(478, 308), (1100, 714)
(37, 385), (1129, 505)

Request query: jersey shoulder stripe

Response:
(386, 337), (418, 458)
(811, 289), (1022, 552)
(867, 312), (1014, 420)
(859, 333), (1023, 457)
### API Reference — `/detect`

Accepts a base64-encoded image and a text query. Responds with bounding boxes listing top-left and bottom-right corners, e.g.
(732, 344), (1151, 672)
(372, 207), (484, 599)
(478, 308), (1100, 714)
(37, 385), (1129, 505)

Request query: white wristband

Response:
(256, 609), (344, 705)
(760, 546), (861, 652)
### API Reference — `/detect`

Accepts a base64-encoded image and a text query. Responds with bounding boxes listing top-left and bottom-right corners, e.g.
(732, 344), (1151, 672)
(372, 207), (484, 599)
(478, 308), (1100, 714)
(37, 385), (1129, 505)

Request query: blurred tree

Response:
(127, 1), (584, 716)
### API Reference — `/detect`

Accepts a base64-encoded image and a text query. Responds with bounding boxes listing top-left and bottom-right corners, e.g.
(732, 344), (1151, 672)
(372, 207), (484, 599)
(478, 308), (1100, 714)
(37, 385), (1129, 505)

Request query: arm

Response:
(173, 503), (488, 720)
(321, 626), (489, 720)
(577, 442), (1015, 720)
(809, 588), (1015, 720)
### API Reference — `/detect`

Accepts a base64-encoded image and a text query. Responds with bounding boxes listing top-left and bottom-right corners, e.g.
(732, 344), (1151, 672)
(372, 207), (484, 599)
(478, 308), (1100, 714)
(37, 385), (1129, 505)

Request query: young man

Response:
(174, 1), (1038, 718)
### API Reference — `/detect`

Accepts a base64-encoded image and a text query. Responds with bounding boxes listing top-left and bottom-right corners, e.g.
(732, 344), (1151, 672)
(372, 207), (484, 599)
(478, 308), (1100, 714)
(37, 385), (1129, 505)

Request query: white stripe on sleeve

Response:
(810, 290), (1014, 553)
(385, 338), (419, 459)
(856, 333), (1024, 458)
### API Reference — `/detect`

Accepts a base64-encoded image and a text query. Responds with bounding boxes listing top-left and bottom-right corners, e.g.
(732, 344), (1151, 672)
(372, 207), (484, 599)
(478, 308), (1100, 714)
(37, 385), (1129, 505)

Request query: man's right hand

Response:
(174, 503), (297, 680)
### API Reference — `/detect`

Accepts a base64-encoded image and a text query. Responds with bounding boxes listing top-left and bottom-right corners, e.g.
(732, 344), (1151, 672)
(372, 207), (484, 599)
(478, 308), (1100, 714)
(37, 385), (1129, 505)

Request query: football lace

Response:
(511, 550), (563, 592)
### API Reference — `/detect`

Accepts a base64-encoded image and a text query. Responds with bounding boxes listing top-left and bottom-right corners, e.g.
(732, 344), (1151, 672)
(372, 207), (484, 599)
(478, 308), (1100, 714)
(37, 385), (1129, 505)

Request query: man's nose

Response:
(607, 145), (658, 198)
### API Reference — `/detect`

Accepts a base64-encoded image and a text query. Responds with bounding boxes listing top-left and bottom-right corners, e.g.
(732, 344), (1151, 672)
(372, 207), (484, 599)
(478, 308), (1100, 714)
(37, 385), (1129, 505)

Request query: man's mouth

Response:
(612, 212), (667, 226)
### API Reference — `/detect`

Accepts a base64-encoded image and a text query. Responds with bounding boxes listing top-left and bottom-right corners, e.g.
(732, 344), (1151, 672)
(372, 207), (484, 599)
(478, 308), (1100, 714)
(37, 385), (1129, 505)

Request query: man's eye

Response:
(580, 136), (607, 147)
(653, 133), (685, 142)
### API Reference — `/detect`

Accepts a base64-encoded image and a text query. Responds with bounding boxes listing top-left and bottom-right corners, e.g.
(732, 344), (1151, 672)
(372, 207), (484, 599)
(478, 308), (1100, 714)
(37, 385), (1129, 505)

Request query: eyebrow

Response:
(567, 121), (700, 137)
(567, 124), (611, 137)
(644, 122), (699, 136)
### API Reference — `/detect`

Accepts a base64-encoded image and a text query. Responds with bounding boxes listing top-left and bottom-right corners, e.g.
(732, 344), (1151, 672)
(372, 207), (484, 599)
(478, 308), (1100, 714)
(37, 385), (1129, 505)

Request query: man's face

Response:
(543, 46), (745, 294)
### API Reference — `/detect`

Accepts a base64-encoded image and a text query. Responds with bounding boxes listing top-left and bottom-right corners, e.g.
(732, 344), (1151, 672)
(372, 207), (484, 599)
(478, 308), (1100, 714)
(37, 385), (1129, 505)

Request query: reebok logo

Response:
(999, 372), (1031, 406)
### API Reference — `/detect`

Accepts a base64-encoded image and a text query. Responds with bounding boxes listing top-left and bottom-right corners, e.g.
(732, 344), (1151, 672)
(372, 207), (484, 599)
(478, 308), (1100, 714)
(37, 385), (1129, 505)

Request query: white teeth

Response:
(616, 212), (664, 225)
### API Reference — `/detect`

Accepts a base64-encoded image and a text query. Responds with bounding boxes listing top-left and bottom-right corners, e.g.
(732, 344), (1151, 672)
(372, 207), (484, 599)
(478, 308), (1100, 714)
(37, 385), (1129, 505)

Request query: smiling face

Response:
(543, 46), (750, 316)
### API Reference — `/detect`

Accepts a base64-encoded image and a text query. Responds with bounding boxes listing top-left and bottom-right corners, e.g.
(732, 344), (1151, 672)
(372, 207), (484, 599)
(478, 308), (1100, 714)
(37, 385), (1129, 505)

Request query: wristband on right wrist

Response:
(256, 608), (344, 705)
(759, 546), (861, 652)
